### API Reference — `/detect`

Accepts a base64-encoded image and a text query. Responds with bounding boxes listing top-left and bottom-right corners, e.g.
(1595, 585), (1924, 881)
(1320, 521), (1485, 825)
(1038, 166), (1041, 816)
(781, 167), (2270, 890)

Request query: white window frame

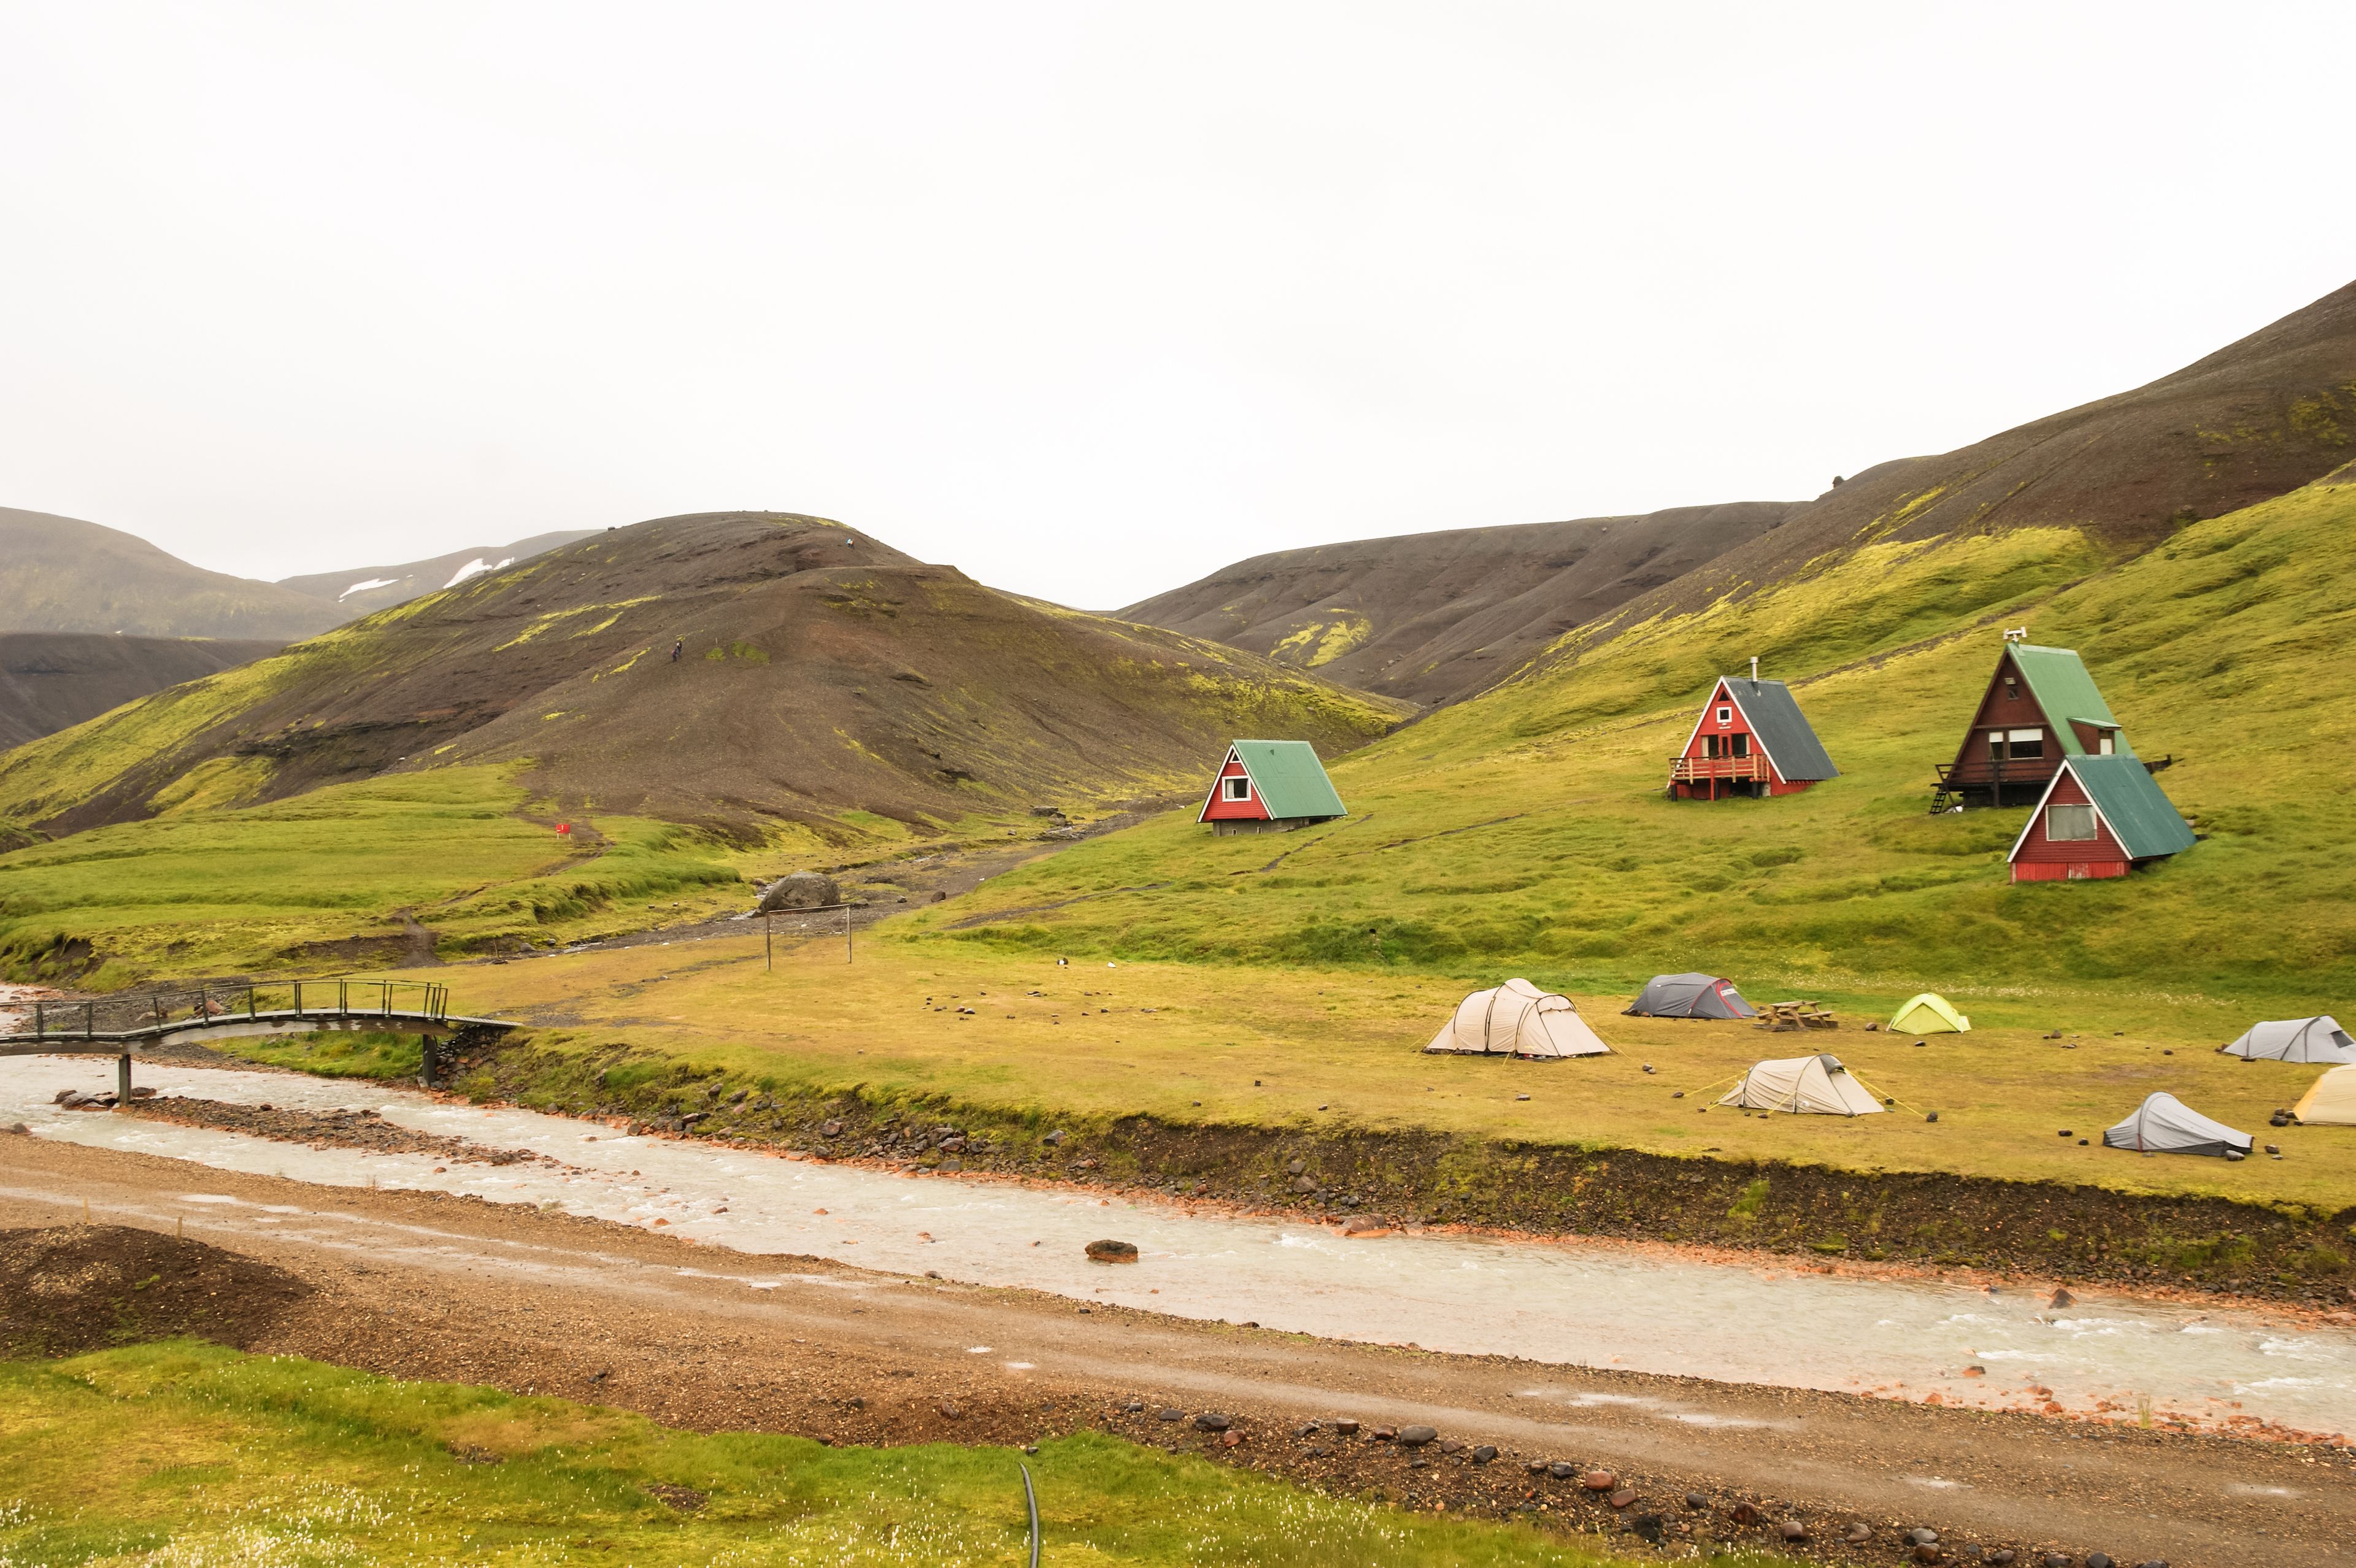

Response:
(1715, 706), (1732, 726)
(2096, 732), (2115, 755)
(1222, 775), (1252, 802)
(2046, 802), (2099, 842)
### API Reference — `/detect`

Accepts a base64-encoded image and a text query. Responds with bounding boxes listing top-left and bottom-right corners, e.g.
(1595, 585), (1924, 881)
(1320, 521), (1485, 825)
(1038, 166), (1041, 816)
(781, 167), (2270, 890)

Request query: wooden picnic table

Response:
(1755, 1000), (1838, 1032)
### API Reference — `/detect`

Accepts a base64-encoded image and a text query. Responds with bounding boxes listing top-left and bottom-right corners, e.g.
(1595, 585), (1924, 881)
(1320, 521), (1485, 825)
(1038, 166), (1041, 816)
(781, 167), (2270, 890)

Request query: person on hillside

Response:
(670, 638), (683, 663)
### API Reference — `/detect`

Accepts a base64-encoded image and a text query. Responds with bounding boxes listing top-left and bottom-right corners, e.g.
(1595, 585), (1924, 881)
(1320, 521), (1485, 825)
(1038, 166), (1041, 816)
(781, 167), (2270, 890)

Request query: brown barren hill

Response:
(0, 632), (285, 750)
(275, 529), (599, 617)
(1119, 501), (1797, 705)
(0, 512), (1404, 840)
(1588, 275), (2356, 638)
(0, 508), (345, 640)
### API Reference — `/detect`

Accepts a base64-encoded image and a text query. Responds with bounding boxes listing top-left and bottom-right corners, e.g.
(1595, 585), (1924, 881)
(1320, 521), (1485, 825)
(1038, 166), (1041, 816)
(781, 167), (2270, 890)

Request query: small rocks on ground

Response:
(1193, 1413), (1231, 1432)
(1610, 1489), (1637, 1510)
(1332, 1418), (1358, 1435)
(1396, 1424), (1437, 1447)
(1084, 1239), (1139, 1264)
(1686, 1493), (1709, 1510)
(1471, 1445), (1497, 1464)
(1548, 1461), (1576, 1480)
(1156, 1407), (1184, 1421)
(1779, 1521), (1807, 1541)
(1582, 1470), (1617, 1491)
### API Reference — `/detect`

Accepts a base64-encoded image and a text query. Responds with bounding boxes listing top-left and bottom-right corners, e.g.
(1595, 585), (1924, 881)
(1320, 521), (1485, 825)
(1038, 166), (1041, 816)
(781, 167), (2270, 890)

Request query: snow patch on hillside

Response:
(442, 556), (515, 590)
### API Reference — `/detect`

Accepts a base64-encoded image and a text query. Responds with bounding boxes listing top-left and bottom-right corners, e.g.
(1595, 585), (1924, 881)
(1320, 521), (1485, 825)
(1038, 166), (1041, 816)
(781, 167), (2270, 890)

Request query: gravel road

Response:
(2, 1132), (2348, 1567)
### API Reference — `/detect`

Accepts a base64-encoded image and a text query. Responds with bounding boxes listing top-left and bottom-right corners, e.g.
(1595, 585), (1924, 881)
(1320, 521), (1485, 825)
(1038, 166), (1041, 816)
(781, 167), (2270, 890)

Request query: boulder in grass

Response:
(758, 872), (840, 912)
(1085, 1239), (1139, 1264)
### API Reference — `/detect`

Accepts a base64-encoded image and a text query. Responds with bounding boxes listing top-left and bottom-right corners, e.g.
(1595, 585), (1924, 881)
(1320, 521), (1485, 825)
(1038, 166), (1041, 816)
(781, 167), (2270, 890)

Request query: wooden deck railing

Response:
(1671, 755), (1768, 783)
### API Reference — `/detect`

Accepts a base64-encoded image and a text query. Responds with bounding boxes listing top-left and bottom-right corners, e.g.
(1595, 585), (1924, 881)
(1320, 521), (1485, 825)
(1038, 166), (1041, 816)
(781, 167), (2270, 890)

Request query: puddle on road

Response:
(9, 1055), (2353, 1437)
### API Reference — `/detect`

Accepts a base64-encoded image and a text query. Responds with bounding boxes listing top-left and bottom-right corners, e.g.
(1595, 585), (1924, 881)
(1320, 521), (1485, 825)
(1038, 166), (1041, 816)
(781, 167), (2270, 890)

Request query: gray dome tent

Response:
(1625, 972), (1757, 1019)
(2219, 1016), (2355, 1064)
(2101, 1093), (2254, 1158)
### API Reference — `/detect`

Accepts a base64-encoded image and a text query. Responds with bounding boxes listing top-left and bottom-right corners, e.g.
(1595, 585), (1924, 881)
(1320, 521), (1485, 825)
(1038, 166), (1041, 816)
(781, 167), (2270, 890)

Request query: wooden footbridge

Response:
(1, 979), (518, 1097)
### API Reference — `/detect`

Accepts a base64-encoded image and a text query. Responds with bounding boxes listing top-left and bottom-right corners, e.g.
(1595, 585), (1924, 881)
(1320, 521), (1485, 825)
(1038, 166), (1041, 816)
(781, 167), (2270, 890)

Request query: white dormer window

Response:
(1223, 775), (1251, 801)
(1715, 706), (1733, 726)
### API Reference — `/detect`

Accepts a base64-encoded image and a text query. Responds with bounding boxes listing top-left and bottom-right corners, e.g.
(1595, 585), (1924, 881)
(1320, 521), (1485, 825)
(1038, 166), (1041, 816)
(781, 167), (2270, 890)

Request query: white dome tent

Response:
(1424, 979), (1611, 1059)
(1717, 1054), (1884, 1116)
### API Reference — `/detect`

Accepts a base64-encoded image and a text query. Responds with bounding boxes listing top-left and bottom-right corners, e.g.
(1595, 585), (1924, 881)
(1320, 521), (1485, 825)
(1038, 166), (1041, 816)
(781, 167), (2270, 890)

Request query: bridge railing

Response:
(20, 978), (452, 1041)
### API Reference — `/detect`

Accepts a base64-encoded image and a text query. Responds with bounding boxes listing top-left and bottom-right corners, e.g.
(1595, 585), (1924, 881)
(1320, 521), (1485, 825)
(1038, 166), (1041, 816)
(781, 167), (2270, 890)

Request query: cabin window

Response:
(2004, 678), (2020, 701)
(2006, 728), (2045, 760)
(1730, 732), (1750, 758)
(1222, 775), (1251, 802)
(2097, 732), (2115, 756)
(2046, 803), (2098, 842)
(1715, 706), (1732, 726)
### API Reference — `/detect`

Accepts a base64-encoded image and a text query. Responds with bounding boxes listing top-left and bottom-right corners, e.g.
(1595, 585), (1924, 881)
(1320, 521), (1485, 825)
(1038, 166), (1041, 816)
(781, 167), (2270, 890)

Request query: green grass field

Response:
(0, 1342), (1706, 1567)
(416, 931), (2356, 1213)
(0, 767), (763, 985)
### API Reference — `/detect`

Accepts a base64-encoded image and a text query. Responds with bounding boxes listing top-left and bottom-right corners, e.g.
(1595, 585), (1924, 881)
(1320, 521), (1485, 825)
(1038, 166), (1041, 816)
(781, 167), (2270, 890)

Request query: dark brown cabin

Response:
(1935, 640), (2127, 808)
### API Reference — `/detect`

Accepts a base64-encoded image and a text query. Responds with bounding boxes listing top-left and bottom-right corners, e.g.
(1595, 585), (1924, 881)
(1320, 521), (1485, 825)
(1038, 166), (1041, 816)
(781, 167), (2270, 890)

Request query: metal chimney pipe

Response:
(1750, 656), (1759, 682)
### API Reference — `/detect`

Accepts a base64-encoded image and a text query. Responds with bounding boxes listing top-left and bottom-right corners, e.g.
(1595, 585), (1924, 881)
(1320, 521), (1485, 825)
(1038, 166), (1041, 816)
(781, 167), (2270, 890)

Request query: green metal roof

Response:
(1230, 739), (1345, 820)
(2009, 644), (2128, 757)
(2063, 755), (2197, 861)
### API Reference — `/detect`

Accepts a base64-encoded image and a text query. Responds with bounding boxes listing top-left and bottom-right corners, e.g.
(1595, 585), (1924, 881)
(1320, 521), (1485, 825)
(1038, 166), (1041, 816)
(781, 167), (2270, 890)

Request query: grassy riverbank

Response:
(207, 931), (2350, 1304)
(0, 1341), (1695, 1567)
(406, 934), (2356, 1215)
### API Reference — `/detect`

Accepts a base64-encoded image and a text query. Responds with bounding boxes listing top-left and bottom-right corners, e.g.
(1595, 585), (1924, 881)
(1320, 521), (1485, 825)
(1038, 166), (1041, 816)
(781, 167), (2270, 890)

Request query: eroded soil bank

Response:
(433, 1034), (2356, 1309)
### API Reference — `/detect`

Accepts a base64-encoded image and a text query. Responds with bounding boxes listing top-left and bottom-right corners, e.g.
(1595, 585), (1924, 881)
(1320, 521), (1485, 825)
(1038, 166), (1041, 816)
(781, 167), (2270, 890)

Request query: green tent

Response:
(1889, 993), (1970, 1034)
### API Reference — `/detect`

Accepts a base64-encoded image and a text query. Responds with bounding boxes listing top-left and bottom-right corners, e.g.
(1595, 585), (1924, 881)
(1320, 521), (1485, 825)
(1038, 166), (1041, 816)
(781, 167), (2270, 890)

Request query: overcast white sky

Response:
(4, 4), (2352, 610)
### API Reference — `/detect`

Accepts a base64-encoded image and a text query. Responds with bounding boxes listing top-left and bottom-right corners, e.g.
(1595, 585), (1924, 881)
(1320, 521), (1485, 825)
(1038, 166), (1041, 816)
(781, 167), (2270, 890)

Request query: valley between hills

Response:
(5, 278), (2356, 1567)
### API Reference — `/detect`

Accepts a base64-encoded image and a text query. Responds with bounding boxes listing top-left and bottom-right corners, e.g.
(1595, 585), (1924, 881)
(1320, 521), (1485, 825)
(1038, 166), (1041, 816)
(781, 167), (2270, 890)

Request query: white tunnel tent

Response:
(1717, 1053), (1884, 1116)
(2102, 1093), (2254, 1158)
(2219, 1017), (2355, 1064)
(1424, 978), (1611, 1059)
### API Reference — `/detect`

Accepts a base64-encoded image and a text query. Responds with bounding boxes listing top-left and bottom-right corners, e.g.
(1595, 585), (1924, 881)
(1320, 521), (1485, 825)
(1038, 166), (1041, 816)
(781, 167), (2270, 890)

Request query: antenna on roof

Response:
(2004, 628), (2027, 643)
(1749, 656), (1759, 682)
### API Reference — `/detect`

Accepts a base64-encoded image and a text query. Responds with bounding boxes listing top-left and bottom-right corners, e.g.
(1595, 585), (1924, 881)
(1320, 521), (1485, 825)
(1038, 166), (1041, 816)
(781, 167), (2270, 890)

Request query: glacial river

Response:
(6, 1051), (2352, 1439)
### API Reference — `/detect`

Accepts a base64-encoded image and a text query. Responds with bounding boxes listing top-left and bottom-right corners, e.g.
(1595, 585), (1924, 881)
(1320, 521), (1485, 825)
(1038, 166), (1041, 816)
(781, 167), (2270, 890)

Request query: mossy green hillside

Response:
(0, 767), (753, 986)
(0, 1342), (1686, 1567)
(934, 480), (2356, 999)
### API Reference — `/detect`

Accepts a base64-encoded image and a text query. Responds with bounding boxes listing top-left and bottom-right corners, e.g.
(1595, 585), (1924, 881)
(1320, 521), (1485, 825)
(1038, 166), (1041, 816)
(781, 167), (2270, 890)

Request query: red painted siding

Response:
(1672, 681), (1814, 799)
(2009, 768), (2130, 882)
(1201, 754), (1270, 820)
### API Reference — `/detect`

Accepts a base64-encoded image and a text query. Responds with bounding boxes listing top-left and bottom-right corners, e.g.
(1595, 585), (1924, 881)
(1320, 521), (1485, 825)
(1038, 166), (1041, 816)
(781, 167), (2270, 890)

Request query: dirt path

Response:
(2, 1134), (2347, 1567)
